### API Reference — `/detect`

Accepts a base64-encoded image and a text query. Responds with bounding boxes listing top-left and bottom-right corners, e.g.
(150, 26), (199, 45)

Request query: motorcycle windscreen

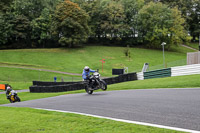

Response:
(0, 84), (6, 90)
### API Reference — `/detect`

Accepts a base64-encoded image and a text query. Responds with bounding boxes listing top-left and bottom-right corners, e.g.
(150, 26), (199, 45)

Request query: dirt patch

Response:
(104, 56), (115, 59)
(79, 50), (86, 53)
(0, 62), (44, 68)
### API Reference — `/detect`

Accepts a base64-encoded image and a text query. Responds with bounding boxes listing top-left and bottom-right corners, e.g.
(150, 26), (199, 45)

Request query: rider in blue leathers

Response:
(82, 66), (95, 80)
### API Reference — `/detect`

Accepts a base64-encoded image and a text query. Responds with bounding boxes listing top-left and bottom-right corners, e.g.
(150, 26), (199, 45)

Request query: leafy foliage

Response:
(138, 2), (188, 49)
(159, 0), (200, 42)
(31, 8), (52, 47)
(0, 0), (13, 14)
(0, 15), (12, 45)
(0, 0), (198, 49)
(99, 0), (126, 40)
(52, 0), (90, 47)
(0, 13), (31, 48)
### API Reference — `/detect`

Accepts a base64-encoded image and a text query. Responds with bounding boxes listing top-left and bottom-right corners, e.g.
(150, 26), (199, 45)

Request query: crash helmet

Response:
(84, 66), (90, 72)
(6, 86), (12, 91)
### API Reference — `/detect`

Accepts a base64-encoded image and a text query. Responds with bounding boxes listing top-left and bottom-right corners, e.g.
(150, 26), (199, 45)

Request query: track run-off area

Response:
(1, 88), (200, 132)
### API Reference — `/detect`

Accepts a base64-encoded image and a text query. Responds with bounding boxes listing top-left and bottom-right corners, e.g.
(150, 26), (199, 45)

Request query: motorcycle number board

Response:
(0, 84), (6, 90)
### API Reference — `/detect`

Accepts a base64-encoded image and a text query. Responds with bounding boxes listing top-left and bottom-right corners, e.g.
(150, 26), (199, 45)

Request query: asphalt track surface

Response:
(1, 88), (200, 131)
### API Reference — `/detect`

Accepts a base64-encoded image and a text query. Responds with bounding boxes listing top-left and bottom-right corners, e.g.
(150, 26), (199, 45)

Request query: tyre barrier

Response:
(97, 72), (137, 85)
(29, 72), (138, 93)
(32, 81), (82, 86)
(30, 82), (87, 93)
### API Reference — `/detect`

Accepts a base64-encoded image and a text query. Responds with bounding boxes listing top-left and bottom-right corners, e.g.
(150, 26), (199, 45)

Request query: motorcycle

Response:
(8, 90), (21, 103)
(85, 72), (107, 94)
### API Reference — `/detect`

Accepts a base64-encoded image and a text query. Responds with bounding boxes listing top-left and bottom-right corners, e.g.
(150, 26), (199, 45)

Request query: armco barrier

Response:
(29, 72), (138, 93)
(171, 64), (200, 76)
(144, 68), (171, 79)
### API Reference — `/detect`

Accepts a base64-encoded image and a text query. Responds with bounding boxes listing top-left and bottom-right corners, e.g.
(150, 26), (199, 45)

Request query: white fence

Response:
(171, 64), (200, 77)
(137, 63), (200, 80)
(187, 52), (200, 65)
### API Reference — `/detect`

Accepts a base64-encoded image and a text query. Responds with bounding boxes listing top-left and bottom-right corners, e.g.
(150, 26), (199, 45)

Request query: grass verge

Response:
(108, 74), (200, 90)
(0, 107), (184, 133)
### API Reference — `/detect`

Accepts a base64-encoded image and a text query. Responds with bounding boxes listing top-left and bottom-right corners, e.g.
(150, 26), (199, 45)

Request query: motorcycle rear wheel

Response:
(85, 86), (93, 94)
(9, 99), (14, 103)
(15, 96), (21, 102)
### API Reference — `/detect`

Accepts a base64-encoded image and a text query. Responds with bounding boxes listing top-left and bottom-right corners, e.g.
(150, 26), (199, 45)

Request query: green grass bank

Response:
(0, 107), (184, 133)
(0, 45), (195, 77)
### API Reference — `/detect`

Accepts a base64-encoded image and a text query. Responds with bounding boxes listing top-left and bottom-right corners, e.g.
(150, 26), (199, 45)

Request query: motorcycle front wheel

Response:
(100, 80), (107, 91)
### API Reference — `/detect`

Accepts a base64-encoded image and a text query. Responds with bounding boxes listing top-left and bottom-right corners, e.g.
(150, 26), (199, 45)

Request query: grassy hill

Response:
(0, 45), (196, 89)
(185, 42), (199, 50)
(0, 45), (194, 75)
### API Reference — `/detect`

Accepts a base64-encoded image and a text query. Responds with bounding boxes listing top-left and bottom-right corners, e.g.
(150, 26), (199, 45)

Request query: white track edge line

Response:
(34, 108), (199, 133)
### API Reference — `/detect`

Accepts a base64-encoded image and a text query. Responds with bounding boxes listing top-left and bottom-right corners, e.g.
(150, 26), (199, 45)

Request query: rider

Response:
(82, 66), (96, 80)
(6, 85), (12, 99)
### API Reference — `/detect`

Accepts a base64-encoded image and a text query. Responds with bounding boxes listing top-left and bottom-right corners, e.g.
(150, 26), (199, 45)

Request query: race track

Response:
(1, 88), (200, 131)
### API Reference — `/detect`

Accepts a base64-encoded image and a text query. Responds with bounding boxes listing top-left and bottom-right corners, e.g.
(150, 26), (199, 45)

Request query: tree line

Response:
(0, 0), (199, 49)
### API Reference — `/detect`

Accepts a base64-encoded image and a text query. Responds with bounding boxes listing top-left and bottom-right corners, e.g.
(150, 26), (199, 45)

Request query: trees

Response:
(76, 0), (102, 40)
(11, 0), (44, 20)
(0, 0), (43, 47)
(9, 14), (31, 47)
(0, 0), (61, 47)
(138, 2), (188, 49)
(0, 13), (31, 47)
(169, 7), (191, 46)
(121, 0), (144, 45)
(31, 8), (52, 47)
(75, 0), (127, 44)
(99, 0), (126, 42)
(158, 0), (200, 42)
(0, 0), (13, 46)
(188, 0), (200, 41)
(0, 0), (198, 49)
(0, 15), (12, 45)
(52, 0), (90, 47)
(0, 0), (13, 14)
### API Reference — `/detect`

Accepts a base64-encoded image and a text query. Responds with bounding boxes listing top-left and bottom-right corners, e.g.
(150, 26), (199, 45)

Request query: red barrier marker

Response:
(100, 59), (105, 72)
